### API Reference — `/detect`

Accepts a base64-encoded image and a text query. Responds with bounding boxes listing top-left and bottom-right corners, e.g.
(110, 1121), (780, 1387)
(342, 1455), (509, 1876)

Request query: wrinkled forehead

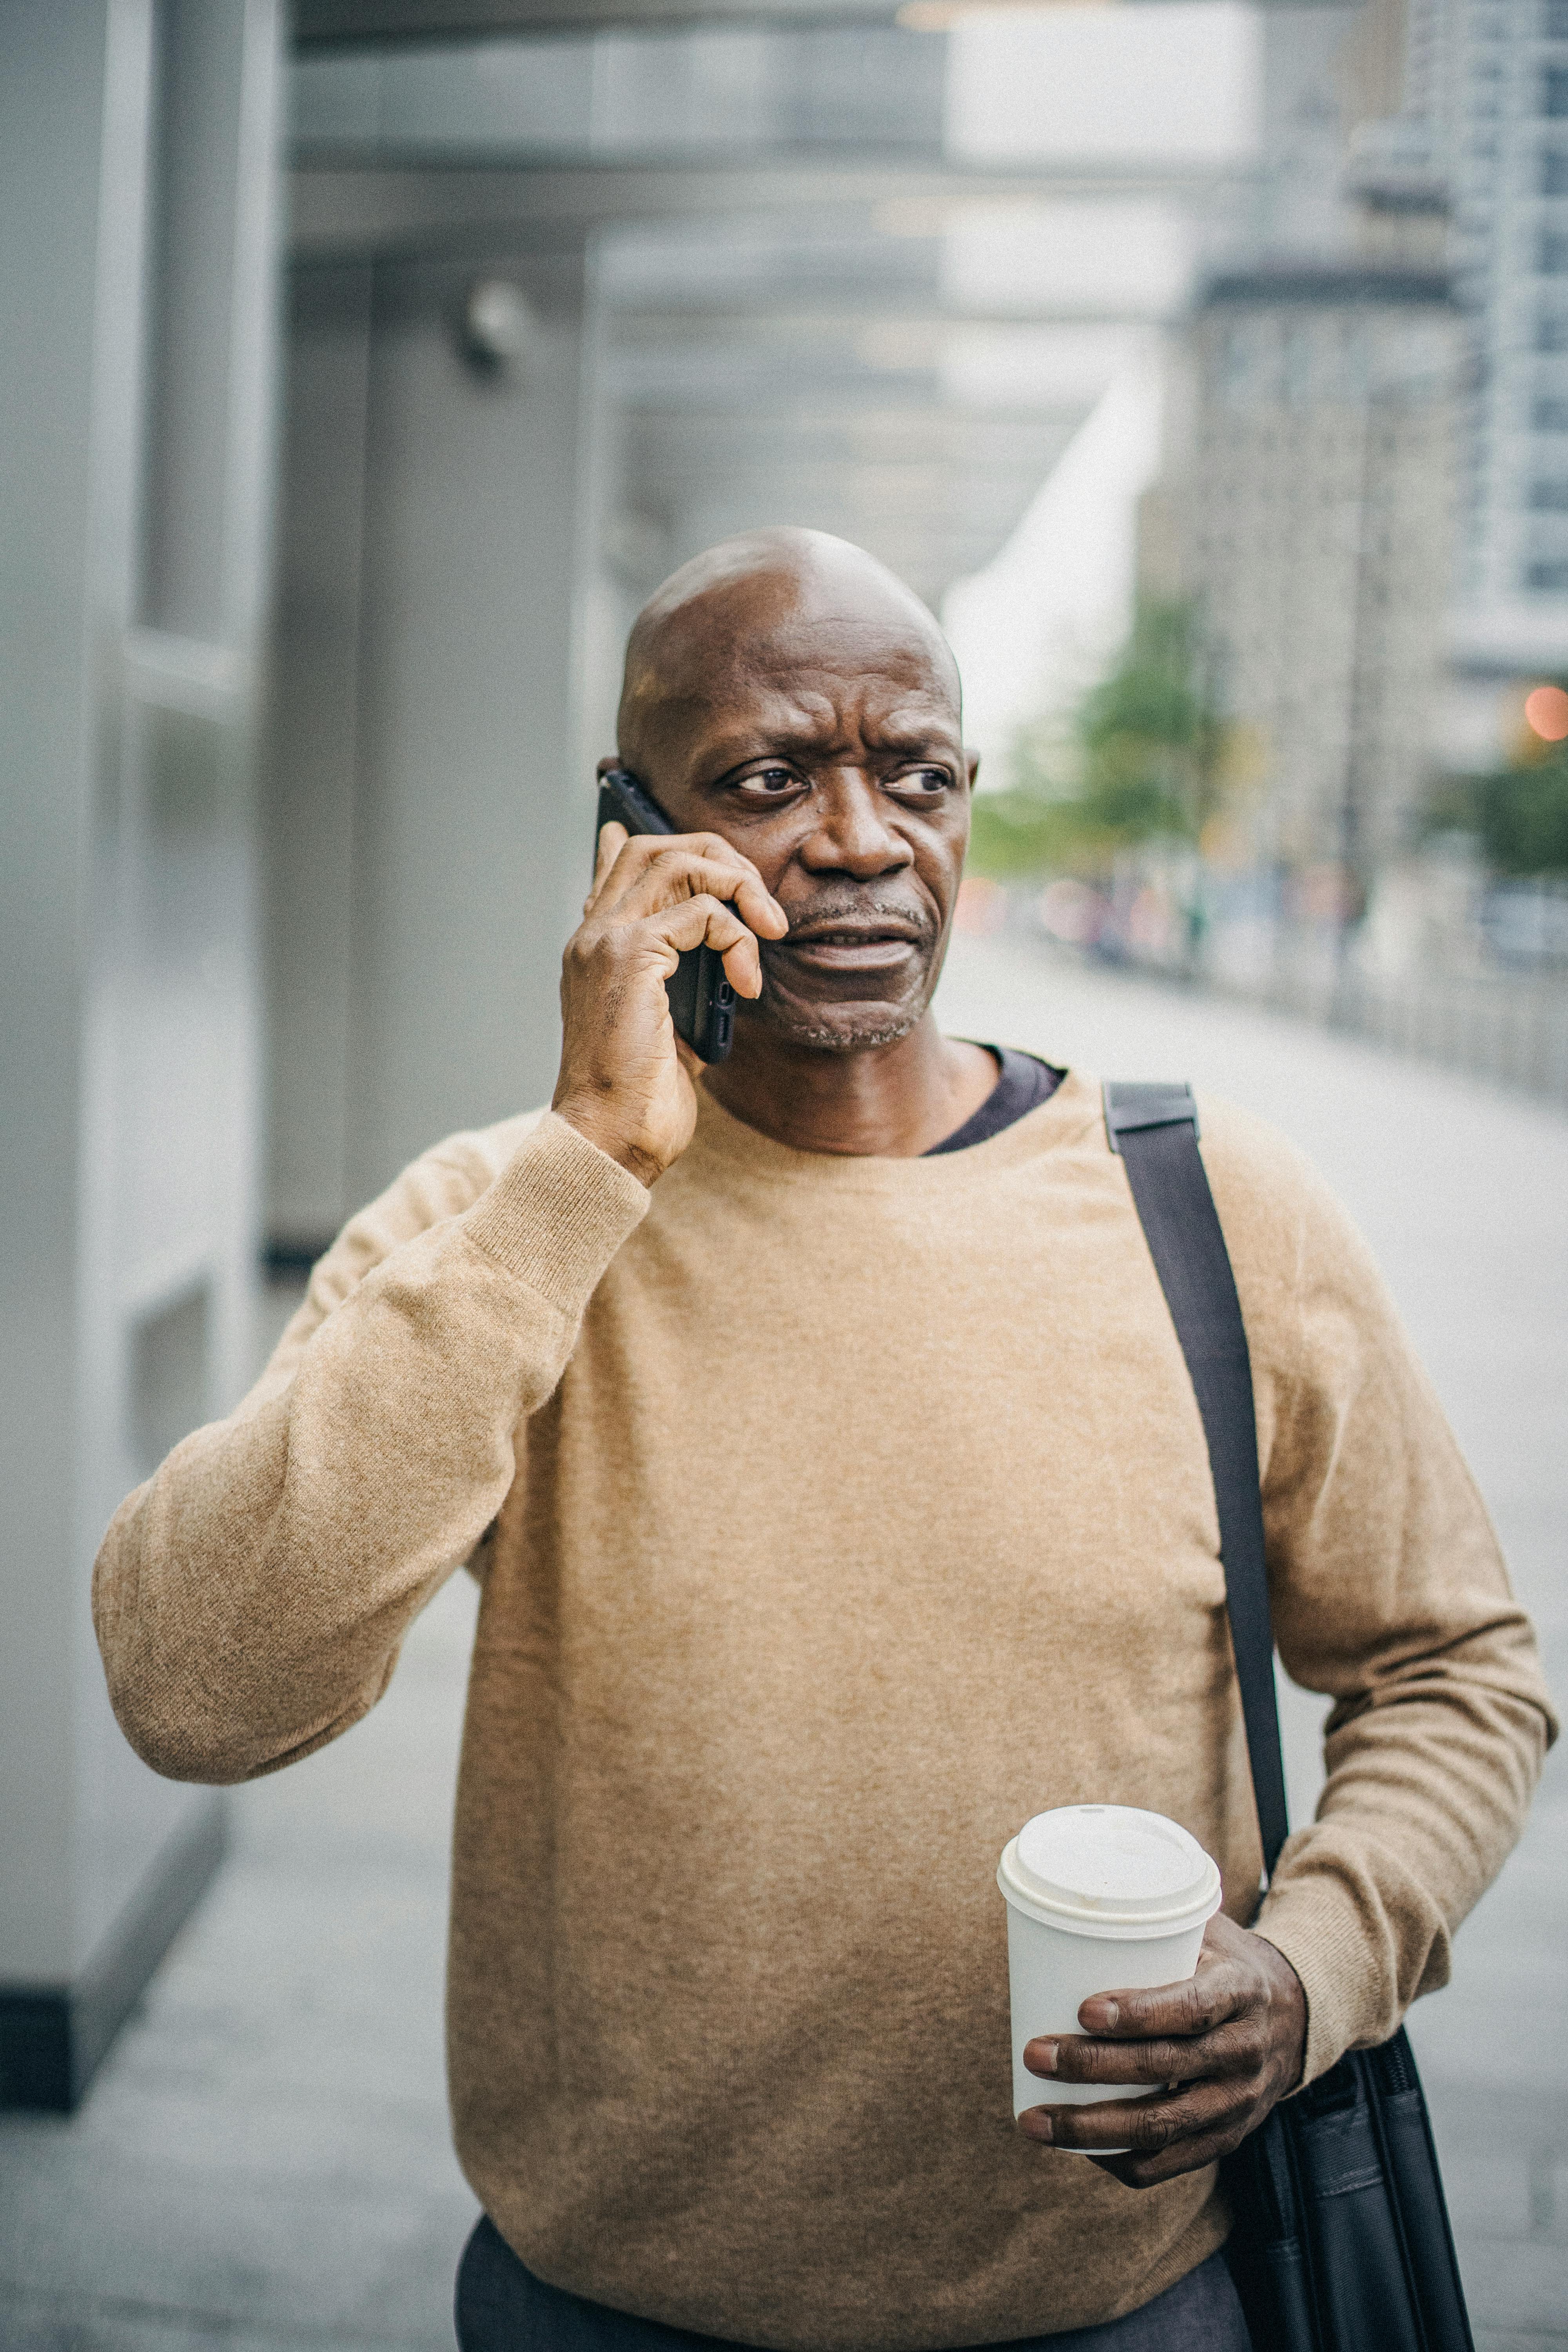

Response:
(622, 566), (962, 746)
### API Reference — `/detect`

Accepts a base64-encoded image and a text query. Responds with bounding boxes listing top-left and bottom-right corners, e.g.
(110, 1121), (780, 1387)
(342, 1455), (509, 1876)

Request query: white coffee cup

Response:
(997, 1804), (1223, 2152)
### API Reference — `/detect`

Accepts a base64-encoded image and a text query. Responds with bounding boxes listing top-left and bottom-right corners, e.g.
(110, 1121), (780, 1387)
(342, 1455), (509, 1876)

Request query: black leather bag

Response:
(1105, 1083), (1475, 2352)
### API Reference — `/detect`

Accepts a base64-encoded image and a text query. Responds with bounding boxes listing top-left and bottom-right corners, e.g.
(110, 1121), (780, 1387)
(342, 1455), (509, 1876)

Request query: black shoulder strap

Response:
(1103, 1082), (1290, 1878)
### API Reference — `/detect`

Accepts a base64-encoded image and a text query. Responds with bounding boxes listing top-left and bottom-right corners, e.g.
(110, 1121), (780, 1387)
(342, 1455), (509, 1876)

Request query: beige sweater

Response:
(94, 1071), (1553, 2346)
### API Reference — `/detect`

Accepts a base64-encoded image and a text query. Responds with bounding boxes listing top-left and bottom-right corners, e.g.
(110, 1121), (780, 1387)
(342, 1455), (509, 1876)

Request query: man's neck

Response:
(702, 1013), (998, 1159)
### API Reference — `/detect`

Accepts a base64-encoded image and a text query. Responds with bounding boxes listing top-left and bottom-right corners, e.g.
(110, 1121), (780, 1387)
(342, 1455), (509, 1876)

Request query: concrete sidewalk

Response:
(0, 1547), (481, 2352)
(2, 932), (1562, 2349)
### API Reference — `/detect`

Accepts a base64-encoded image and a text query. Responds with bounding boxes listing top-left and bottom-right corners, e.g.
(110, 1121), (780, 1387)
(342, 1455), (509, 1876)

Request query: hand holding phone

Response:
(551, 774), (787, 1185)
(596, 769), (738, 1063)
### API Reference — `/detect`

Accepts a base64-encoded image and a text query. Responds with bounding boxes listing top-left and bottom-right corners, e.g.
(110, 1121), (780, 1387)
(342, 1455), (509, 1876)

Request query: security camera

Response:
(461, 279), (534, 376)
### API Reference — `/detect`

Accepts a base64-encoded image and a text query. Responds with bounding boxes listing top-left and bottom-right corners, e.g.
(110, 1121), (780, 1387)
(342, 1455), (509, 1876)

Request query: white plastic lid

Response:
(997, 1805), (1221, 1938)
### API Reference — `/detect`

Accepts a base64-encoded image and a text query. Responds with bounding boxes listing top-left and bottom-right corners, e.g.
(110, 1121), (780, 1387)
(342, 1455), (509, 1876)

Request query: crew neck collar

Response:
(683, 1063), (1102, 1191)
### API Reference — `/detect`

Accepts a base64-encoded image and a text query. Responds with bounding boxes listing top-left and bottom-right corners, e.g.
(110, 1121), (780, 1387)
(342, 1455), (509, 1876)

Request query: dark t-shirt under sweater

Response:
(926, 1047), (1064, 1156)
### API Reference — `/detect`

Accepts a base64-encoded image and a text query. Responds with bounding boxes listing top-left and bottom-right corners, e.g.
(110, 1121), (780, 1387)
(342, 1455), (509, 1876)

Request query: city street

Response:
(2, 928), (1563, 2351)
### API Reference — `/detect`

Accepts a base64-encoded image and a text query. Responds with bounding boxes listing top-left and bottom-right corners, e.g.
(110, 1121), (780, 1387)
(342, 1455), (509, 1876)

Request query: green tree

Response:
(1428, 716), (1568, 879)
(1477, 758), (1568, 876)
(967, 599), (1224, 881)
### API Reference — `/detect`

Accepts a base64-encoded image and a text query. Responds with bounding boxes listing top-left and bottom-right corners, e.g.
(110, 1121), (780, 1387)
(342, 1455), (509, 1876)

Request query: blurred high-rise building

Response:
(1180, 261), (1457, 919)
(1405, 0), (1568, 672)
(1149, 0), (1568, 987)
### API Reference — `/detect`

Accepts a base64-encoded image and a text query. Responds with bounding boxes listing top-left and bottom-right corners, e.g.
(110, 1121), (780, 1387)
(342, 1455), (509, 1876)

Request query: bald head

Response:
(617, 528), (960, 769)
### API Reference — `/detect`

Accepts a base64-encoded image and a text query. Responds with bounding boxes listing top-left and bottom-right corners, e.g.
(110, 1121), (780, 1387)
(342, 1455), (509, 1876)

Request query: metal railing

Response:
(1321, 967), (1568, 1109)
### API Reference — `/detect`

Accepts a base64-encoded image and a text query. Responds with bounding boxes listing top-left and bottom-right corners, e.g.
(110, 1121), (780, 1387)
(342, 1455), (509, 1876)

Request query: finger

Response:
(647, 897), (764, 997)
(1019, 2075), (1249, 2160)
(1075, 1916), (1247, 2036)
(645, 828), (774, 905)
(720, 936), (762, 998)
(1088, 2085), (1259, 2187)
(1089, 2123), (1245, 2190)
(1025, 2019), (1264, 2088)
(1077, 1961), (1254, 2040)
(590, 827), (723, 919)
(588, 820), (630, 913)
(599, 838), (787, 938)
(613, 863), (779, 981)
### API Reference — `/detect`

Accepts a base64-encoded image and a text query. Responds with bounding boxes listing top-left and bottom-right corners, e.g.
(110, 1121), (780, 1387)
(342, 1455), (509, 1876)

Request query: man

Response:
(96, 528), (1553, 2350)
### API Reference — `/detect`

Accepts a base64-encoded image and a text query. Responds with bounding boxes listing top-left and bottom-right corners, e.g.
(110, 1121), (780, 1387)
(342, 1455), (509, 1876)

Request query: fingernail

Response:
(1081, 1999), (1118, 2030)
(1020, 2111), (1054, 2144)
(1024, 2039), (1058, 2077)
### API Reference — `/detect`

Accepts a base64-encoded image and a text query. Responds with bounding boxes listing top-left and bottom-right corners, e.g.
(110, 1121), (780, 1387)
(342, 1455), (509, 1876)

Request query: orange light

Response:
(1523, 684), (1568, 742)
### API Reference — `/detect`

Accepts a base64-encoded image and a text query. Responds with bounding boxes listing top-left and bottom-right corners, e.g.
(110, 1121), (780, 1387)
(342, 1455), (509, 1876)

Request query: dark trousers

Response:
(455, 2219), (1250, 2352)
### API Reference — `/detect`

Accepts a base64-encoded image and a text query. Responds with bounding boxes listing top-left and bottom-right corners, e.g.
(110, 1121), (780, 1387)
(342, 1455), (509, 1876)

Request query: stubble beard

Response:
(766, 1005), (927, 1053)
(748, 951), (942, 1054)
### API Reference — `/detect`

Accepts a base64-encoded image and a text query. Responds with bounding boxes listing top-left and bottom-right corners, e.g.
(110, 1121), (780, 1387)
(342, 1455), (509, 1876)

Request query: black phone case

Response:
(595, 772), (736, 1064)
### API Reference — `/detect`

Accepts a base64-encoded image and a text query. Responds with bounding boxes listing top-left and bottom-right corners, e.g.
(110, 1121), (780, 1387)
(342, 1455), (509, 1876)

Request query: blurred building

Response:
(1414, 0), (1568, 671)
(1138, 0), (1568, 990)
(1183, 265), (1457, 919)
(1158, 2), (1568, 902)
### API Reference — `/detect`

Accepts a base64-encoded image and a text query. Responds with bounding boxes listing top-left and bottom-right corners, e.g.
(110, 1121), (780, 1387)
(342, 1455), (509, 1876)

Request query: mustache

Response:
(774, 891), (940, 944)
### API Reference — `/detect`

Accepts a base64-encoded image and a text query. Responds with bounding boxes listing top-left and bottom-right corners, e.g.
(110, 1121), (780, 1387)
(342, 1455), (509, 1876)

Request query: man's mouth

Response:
(779, 925), (922, 970)
(777, 916), (928, 971)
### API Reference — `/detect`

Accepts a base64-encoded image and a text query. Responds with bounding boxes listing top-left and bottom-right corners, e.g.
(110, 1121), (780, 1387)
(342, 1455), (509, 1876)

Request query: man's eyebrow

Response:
(695, 707), (959, 775)
(866, 709), (960, 750)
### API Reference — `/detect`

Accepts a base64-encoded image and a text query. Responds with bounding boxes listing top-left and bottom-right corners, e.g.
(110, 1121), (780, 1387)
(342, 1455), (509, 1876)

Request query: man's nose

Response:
(796, 773), (914, 877)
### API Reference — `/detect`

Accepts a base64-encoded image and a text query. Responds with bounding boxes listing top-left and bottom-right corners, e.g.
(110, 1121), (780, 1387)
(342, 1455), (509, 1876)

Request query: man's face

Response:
(613, 577), (975, 1052)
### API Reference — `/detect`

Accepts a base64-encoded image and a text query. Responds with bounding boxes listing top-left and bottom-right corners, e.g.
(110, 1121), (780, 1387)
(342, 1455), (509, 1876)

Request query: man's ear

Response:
(965, 750), (980, 791)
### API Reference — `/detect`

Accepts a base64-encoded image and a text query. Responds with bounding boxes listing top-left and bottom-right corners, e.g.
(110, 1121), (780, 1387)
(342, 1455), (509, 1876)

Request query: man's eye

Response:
(891, 766), (951, 794)
(739, 766), (798, 795)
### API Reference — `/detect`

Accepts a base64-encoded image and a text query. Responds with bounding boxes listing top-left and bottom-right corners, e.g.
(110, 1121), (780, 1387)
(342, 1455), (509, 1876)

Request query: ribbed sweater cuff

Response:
(1252, 1873), (1384, 2087)
(461, 1111), (650, 1317)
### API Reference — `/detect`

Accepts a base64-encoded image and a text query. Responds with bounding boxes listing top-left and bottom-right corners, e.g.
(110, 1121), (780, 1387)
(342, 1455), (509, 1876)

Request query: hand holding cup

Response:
(1018, 1911), (1307, 2189)
(996, 1804), (1305, 2189)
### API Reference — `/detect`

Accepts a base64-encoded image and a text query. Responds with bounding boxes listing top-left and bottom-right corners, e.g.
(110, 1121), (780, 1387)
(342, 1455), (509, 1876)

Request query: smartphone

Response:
(595, 768), (737, 1064)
